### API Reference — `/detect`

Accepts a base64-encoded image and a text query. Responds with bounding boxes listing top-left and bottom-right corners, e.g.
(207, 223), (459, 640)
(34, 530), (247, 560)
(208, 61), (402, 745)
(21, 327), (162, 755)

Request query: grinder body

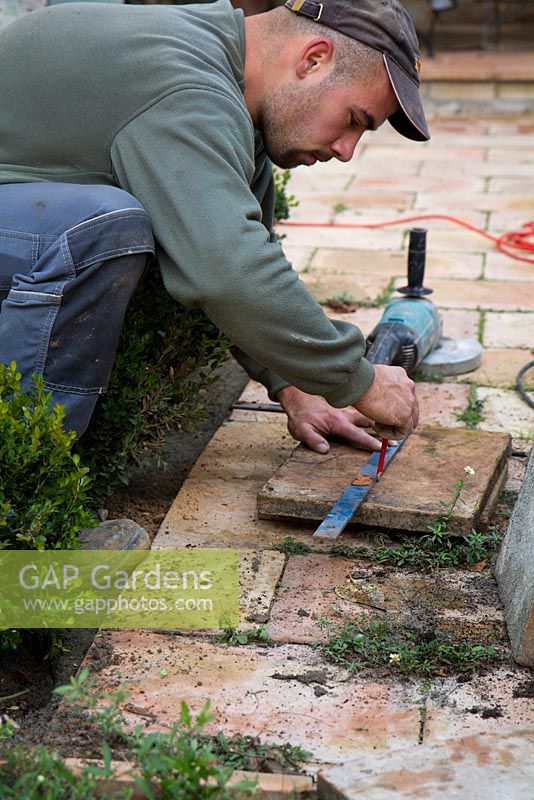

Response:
(365, 228), (442, 372)
(366, 297), (442, 371)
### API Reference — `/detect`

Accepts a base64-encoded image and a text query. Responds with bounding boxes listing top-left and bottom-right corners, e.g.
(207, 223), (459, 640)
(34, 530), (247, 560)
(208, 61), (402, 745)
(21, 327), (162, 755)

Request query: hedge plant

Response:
(0, 363), (96, 651)
(0, 362), (95, 552)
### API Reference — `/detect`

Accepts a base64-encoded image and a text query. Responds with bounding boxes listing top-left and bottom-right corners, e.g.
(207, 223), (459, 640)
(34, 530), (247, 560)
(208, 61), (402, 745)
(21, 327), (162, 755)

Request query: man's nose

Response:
(330, 130), (363, 162)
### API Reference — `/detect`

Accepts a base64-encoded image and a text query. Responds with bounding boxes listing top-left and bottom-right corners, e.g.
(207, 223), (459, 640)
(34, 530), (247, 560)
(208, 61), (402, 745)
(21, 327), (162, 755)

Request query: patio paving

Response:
(70, 87), (533, 795)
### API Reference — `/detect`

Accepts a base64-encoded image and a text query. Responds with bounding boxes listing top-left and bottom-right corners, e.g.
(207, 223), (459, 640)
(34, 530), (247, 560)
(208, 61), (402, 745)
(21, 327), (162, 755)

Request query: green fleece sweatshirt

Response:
(0, 0), (375, 405)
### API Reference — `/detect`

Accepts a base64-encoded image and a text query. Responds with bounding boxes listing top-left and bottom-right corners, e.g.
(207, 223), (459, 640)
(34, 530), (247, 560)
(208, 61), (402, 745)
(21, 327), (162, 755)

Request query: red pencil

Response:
(376, 438), (388, 481)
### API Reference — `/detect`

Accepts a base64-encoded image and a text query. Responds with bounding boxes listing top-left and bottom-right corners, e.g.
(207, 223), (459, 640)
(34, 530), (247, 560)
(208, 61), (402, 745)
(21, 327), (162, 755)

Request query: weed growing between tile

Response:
(320, 617), (500, 679)
(455, 382), (485, 429)
(273, 536), (311, 555)
(220, 627), (271, 646)
(204, 732), (311, 773)
(323, 278), (396, 312)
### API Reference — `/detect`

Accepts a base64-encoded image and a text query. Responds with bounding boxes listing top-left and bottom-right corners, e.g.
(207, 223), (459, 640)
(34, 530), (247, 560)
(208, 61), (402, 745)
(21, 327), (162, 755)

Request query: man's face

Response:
(258, 69), (399, 169)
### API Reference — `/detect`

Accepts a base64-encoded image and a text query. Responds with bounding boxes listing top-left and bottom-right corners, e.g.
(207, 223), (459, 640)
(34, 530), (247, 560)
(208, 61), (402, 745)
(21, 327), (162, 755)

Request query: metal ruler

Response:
(313, 440), (404, 539)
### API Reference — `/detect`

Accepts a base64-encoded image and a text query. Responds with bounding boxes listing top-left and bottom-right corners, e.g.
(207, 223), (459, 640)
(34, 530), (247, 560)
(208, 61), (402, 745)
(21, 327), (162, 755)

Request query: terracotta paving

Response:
(70, 107), (533, 792)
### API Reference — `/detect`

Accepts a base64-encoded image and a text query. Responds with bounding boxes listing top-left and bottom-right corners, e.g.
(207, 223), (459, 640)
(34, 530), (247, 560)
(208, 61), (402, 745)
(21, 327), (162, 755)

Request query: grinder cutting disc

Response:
(419, 336), (483, 377)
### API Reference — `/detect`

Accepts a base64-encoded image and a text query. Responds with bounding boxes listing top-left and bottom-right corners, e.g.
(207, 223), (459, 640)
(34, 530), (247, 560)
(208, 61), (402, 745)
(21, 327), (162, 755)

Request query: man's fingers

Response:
(346, 409), (375, 429)
(333, 418), (381, 451)
(293, 422), (330, 454)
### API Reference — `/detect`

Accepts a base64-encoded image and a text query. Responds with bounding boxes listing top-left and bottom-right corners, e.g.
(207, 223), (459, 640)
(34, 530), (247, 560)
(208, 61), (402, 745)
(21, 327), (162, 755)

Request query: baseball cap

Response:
(284, 0), (430, 142)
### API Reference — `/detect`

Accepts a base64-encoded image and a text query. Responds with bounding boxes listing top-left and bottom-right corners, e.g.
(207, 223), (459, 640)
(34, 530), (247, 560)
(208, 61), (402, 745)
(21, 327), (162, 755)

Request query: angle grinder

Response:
(365, 228), (482, 376)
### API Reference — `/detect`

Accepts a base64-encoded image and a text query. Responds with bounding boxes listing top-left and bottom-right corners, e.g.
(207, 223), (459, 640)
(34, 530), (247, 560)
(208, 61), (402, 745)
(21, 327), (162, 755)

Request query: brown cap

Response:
(284, 0), (430, 141)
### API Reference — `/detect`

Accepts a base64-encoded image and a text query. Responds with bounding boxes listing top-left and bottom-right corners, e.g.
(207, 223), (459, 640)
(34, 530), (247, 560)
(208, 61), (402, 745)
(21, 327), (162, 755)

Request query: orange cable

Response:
(277, 214), (534, 264)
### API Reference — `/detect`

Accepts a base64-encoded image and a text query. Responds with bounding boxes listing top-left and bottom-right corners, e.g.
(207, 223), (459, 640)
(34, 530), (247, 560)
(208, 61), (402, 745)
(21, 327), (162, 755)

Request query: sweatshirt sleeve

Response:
(110, 87), (375, 407)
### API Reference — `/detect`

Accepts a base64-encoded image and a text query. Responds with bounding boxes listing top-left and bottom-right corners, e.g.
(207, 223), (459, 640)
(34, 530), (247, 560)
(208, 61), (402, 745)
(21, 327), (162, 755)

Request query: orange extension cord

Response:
(278, 214), (534, 264)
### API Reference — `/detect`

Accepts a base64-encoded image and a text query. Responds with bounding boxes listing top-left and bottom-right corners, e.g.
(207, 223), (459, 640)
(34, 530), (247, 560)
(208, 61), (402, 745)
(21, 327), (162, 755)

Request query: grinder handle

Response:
(407, 228), (427, 291)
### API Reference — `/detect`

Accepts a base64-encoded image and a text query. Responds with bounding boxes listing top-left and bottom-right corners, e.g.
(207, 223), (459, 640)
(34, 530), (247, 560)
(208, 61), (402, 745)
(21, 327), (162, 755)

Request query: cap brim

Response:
(383, 55), (430, 142)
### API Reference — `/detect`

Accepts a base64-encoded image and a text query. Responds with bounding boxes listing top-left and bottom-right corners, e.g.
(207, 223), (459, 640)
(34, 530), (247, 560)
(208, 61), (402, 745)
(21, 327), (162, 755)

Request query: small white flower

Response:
(464, 466), (476, 475)
(36, 776), (45, 784)
(389, 653), (400, 665)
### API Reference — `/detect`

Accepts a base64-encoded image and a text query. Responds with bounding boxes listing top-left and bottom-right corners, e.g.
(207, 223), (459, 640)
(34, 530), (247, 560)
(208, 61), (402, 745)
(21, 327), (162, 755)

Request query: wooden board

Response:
(257, 426), (511, 535)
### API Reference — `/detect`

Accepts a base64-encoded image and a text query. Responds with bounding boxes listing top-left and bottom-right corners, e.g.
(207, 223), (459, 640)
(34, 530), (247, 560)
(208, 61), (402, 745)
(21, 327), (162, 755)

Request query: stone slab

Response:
(317, 728), (534, 800)
(79, 519), (151, 551)
(76, 631), (421, 765)
(495, 447), (534, 666)
(257, 426), (510, 536)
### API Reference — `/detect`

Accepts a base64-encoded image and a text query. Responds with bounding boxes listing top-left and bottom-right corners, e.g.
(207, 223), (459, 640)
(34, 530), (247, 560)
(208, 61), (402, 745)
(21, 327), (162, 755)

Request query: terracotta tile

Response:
(350, 175), (486, 194)
(154, 471), (310, 550)
(322, 307), (384, 335)
(76, 631), (422, 764)
(425, 251), (485, 280)
(229, 408), (286, 424)
(287, 169), (350, 194)
(488, 147), (534, 163)
(415, 383), (470, 428)
(421, 279), (534, 311)
(362, 145), (487, 163)
(267, 586), (372, 644)
(301, 272), (393, 305)
(269, 561), (507, 647)
(154, 474), (329, 552)
(278, 223), (404, 250)
(488, 177), (534, 194)
(279, 555), (360, 591)
(430, 82), (496, 100)
(419, 160), (534, 178)
(484, 311), (534, 348)
(188, 421), (293, 482)
(307, 190), (415, 210)
(330, 211), (490, 246)
(318, 729), (534, 800)
(412, 229), (492, 254)
(239, 548), (286, 626)
(421, 52), (534, 82)
(439, 309), (481, 340)
(498, 83), (534, 99)
(485, 213), (534, 238)
(415, 194), (534, 213)
(477, 387), (534, 439)
(349, 159), (422, 177)
(288, 201), (334, 224)
(448, 349), (534, 389)
(424, 668), (534, 743)
(423, 134), (528, 149)
(310, 248), (405, 277)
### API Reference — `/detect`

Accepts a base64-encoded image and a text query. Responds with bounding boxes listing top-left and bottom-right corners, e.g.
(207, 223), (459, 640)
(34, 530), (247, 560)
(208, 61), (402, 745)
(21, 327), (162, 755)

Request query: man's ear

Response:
(295, 37), (335, 79)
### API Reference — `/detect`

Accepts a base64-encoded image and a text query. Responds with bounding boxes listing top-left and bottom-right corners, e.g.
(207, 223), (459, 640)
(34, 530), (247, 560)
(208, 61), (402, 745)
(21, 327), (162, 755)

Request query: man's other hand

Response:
(354, 364), (418, 439)
(277, 386), (381, 454)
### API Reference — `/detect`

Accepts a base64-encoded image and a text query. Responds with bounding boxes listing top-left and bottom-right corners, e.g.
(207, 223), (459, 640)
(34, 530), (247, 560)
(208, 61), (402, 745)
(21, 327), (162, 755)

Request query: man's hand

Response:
(354, 364), (418, 439)
(277, 386), (380, 454)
